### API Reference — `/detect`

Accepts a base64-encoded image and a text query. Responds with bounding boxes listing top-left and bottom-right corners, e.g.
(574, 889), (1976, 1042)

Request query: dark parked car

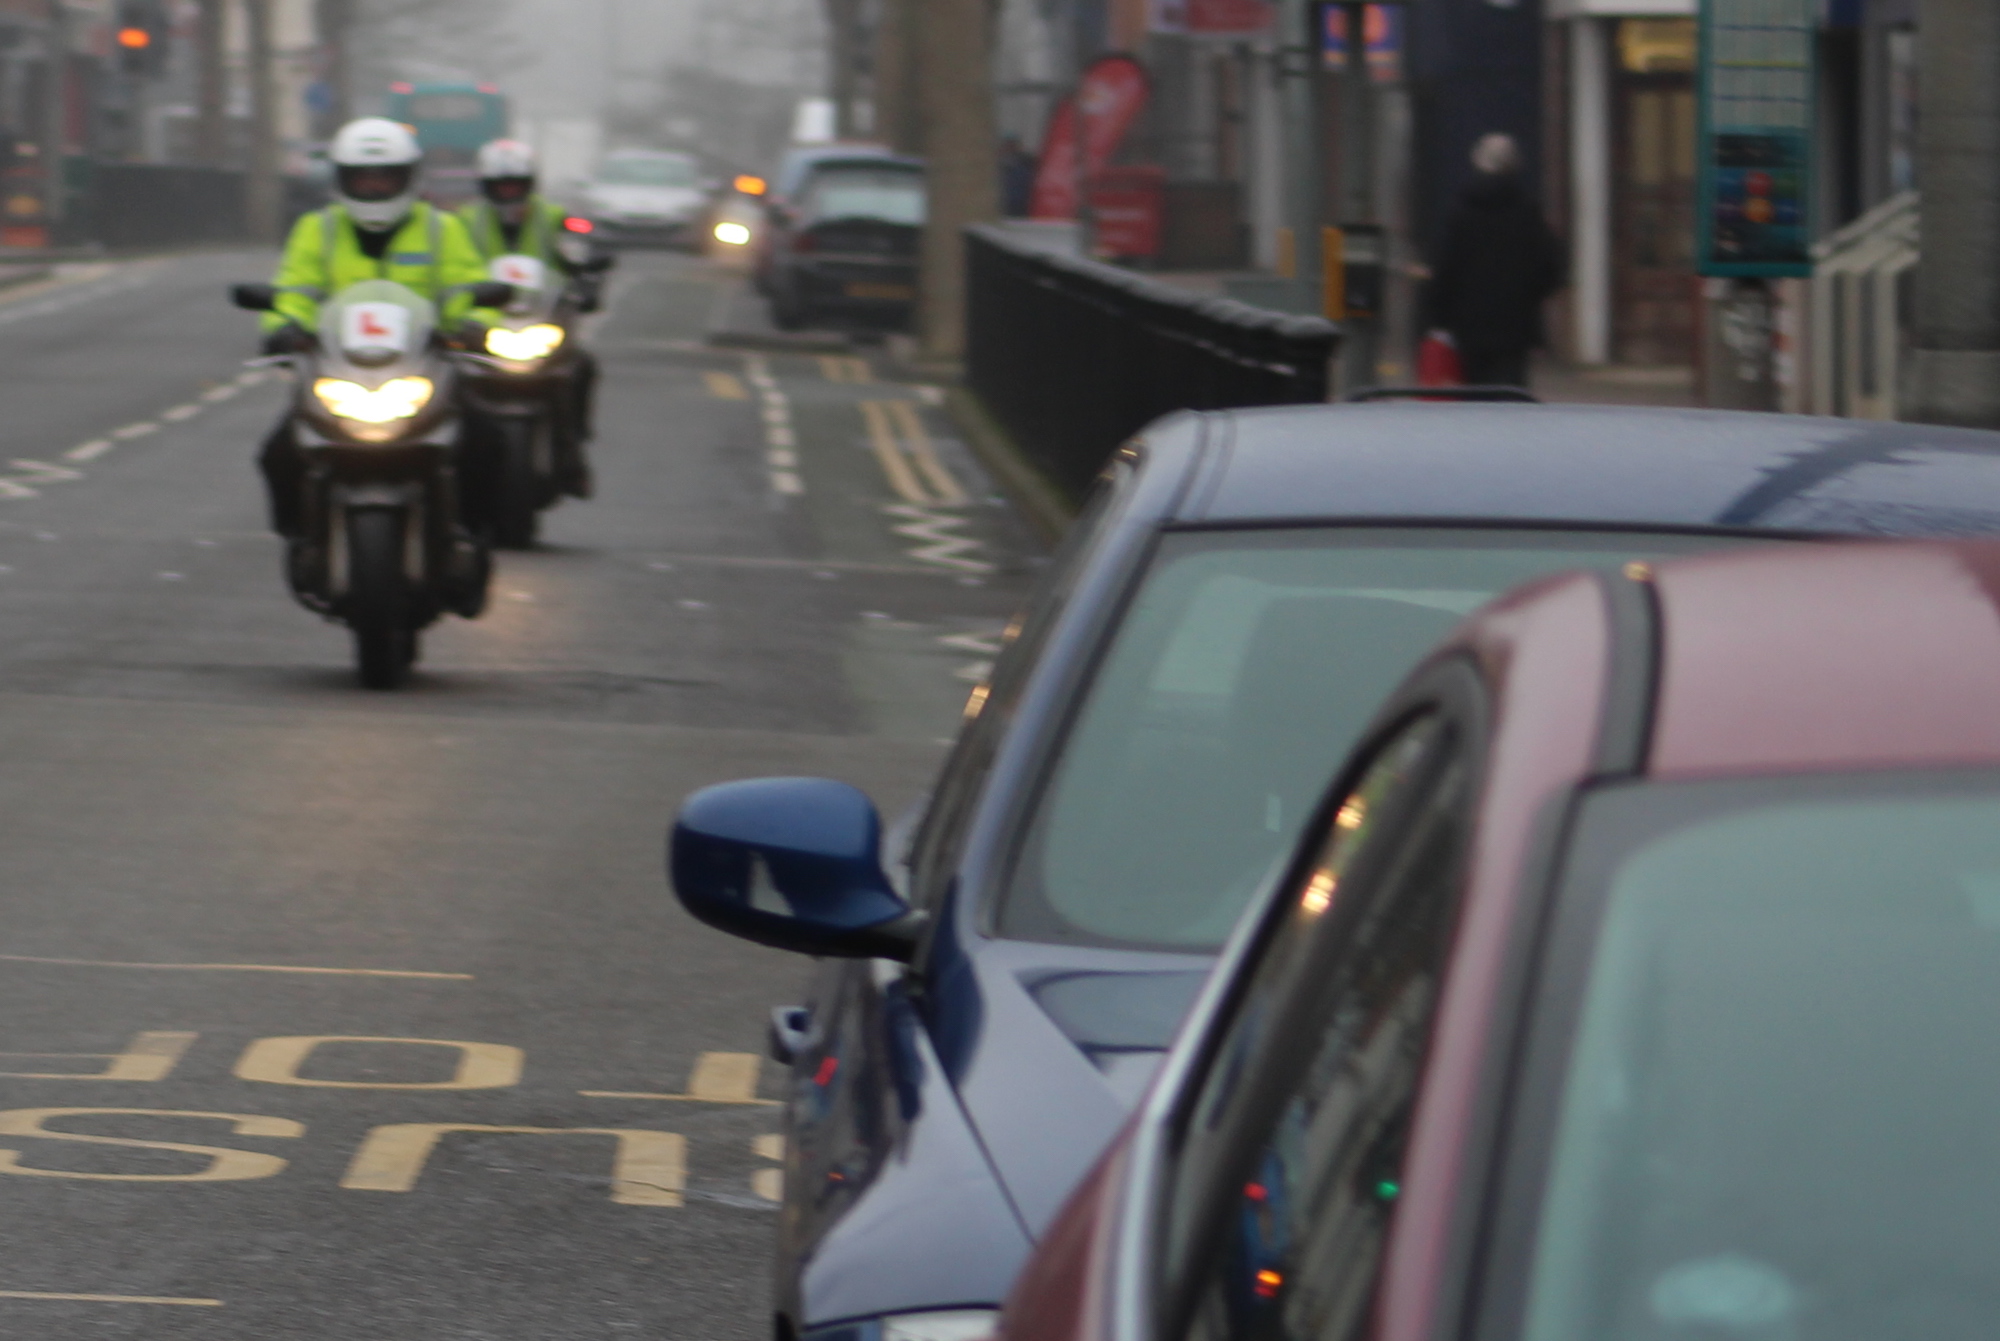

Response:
(761, 152), (923, 331)
(666, 405), (2000, 1341)
(999, 534), (2000, 1341)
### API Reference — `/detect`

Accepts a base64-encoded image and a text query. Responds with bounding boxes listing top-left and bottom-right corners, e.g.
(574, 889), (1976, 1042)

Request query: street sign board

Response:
(1696, 0), (1815, 277)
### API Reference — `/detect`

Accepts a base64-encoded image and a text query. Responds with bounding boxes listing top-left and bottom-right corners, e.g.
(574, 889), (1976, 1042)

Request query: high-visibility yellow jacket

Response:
(457, 195), (574, 266)
(263, 202), (492, 334)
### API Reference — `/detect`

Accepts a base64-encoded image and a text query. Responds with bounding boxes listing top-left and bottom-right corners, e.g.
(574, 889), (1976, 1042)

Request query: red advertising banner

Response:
(1028, 55), (1152, 220)
(1153, 0), (1273, 35)
(1090, 166), (1165, 260)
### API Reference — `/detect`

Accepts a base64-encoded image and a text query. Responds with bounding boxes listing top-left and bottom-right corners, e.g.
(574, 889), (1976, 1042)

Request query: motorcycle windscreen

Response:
(319, 280), (437, 375)
(488, 255), (561, 320)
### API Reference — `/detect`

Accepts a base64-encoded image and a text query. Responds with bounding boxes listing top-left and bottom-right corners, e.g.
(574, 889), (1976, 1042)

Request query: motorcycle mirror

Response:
(230, 283), (277, 311)
(471, 281), (515, 308)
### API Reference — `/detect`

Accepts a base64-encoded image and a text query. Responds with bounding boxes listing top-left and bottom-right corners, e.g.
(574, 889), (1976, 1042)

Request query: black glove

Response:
(261, 325), (315, 356)
(447, 320), (488, 352)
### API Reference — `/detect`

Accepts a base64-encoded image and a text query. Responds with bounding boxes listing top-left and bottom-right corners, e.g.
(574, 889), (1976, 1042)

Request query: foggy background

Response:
(347, 0), (828, 181)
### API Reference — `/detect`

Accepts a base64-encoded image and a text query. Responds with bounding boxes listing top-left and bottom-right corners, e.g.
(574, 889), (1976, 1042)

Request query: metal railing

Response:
(56, 163), (327, 249)
(964, 223), (1341, 502)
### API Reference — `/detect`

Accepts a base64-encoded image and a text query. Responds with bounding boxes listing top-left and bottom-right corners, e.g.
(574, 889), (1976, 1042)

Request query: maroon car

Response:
(999, 537), (2000, 1341)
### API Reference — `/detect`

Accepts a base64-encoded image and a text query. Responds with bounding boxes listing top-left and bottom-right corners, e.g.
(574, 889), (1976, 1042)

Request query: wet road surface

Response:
(0, 249), (1038, 1339)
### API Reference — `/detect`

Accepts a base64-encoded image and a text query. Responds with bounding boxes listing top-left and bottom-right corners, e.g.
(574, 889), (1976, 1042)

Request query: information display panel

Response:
(1696, 0), (1816, 277)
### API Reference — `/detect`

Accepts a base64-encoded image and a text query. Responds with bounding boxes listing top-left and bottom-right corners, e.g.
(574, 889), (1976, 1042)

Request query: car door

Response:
(1153, 668), (1485, 1341)
(777, 471), (1137, 1319)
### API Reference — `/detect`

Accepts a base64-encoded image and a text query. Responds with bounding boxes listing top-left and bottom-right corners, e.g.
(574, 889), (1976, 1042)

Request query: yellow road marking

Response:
(234, 1036), (524, 1090)
(885, 399), (967, 504)
(703, 370), (748, 399)
(0, 954), (470, 980)
(0, 1031), (195, 1081)
(580, 1050), (778, 1105)
(819, 355), (872, 384)
(342, 1123), (687, 1207)
(0, 1292), (222, 1306)
(860, 400), (930, 504)
(689, 1052), (761, 1102)
(578, 1090), (780, 1105)
(0, 1109), (301, 1182)
(752, 1133), (785, 1201)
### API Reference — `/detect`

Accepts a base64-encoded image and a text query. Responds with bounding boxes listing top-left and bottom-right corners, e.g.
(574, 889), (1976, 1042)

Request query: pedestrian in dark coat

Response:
(1424, 133), (1566, 389)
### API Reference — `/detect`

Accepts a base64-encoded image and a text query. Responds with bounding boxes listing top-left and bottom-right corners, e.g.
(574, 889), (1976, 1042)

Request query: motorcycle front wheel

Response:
(492, 418), (543, 549)
(346, 507), (416, 690)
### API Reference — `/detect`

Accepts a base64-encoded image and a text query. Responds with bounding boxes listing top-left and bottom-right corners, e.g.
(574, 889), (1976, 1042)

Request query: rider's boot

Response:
(443, 527), (491, 619)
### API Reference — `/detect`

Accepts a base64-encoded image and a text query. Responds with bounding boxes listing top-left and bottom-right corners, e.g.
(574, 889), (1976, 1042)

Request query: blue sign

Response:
(1697, 0), (1815, 277)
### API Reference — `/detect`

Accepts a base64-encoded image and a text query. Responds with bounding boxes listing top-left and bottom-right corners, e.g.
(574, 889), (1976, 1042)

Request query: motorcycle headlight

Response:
(485, 323), (566, 361)
(714, 221), (752, 246)
(314, 376), (434, 424)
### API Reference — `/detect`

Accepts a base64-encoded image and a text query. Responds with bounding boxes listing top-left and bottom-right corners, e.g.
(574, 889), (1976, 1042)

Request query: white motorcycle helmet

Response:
(330, 117), (422, 232)
(477, 138), (537, 226)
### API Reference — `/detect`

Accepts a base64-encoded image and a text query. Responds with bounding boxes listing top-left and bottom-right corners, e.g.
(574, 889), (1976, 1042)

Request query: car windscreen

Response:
(803, 168), (924, 225)
(995, 526), (1774, 951)
(598, 157), (698, 187)
(1502, 772), (2000, 1341)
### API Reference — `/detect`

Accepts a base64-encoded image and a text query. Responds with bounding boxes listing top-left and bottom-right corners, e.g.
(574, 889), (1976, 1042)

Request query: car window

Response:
(1159, 709), (1473, 1341)
(598, 156), (698, 187)
(804, 168), (925, 225)
(1489, 773), (2000, 1341)
(903, 468), (1127, 910)
(996, 527), (1769, 951)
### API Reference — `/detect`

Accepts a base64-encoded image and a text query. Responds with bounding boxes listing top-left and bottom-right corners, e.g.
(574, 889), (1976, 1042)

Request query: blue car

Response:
(668, 403), (2000, 1341)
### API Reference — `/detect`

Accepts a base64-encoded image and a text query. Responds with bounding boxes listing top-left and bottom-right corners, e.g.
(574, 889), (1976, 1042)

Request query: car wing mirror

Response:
(230, 282), (277, 311)
(669, 777), (919, 959)
(470, 281), (515, 308)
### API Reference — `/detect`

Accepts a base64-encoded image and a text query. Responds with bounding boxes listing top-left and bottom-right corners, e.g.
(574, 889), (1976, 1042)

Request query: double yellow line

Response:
(860, 400), (966, 506)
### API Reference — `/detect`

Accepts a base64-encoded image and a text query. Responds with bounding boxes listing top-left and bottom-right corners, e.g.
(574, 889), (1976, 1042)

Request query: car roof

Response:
(772, 142), (902, 195)
(1178, 403), (2000, 536)
(1648, 538), (2000, 775)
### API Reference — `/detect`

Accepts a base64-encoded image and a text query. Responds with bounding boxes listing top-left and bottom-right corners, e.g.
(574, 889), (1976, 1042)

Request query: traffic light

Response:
(116, 1), (168, 78)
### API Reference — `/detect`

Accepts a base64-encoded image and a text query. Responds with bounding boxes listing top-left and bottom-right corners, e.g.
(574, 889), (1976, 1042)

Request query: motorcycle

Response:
(230, 275), (513, 690)
(454, 249), (609, 548)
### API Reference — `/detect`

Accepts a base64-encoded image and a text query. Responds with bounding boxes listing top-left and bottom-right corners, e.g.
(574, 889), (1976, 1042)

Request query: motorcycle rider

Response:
(257, 117), (495, 543)
(460, 137), (599, 498)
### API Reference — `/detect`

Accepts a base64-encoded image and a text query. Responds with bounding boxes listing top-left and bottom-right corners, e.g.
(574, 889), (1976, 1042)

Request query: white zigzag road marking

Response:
(883, 503), (996, 573)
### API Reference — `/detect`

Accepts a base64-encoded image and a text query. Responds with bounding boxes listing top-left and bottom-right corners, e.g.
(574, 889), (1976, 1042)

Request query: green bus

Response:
(384, 81), (509, 204)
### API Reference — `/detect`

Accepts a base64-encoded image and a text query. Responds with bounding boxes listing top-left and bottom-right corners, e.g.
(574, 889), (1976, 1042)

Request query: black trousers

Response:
(259, 417), (303, 538)
(1458, 346), (1531, 390)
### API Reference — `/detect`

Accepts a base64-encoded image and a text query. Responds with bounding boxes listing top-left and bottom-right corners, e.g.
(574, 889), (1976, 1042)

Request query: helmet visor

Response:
(338, 163), (415, 203)
(482, 176), (533, 204)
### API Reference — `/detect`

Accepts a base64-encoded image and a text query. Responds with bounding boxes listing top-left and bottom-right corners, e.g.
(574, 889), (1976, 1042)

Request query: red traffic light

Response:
(117, 25), (152, 49)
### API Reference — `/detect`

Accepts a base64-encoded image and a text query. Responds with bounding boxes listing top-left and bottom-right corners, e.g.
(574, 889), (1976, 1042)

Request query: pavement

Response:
(0, 250), (1040, 1338)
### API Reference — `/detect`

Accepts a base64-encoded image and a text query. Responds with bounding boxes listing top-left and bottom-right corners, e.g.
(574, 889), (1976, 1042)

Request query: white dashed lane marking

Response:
(7, 367), (273, 493)
(743, 353), (804, 496)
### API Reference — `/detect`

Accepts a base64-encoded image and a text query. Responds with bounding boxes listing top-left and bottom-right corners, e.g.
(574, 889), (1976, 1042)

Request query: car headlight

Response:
(314, 376), (434, 424)
(485, 323), (566, 361)
(879, 1311), (998, 1341)
(714, 221), (752, 246)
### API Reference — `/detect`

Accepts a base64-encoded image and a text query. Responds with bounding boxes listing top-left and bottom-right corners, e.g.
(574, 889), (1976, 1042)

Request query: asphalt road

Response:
(0, 249), (1039, 1339)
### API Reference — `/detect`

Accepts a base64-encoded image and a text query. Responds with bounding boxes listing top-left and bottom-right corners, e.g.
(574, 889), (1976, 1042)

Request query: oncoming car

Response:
(1000, 535), (2000, 1341)
(583, 149), (711, 248)
(664, 404), (2000, 1341)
